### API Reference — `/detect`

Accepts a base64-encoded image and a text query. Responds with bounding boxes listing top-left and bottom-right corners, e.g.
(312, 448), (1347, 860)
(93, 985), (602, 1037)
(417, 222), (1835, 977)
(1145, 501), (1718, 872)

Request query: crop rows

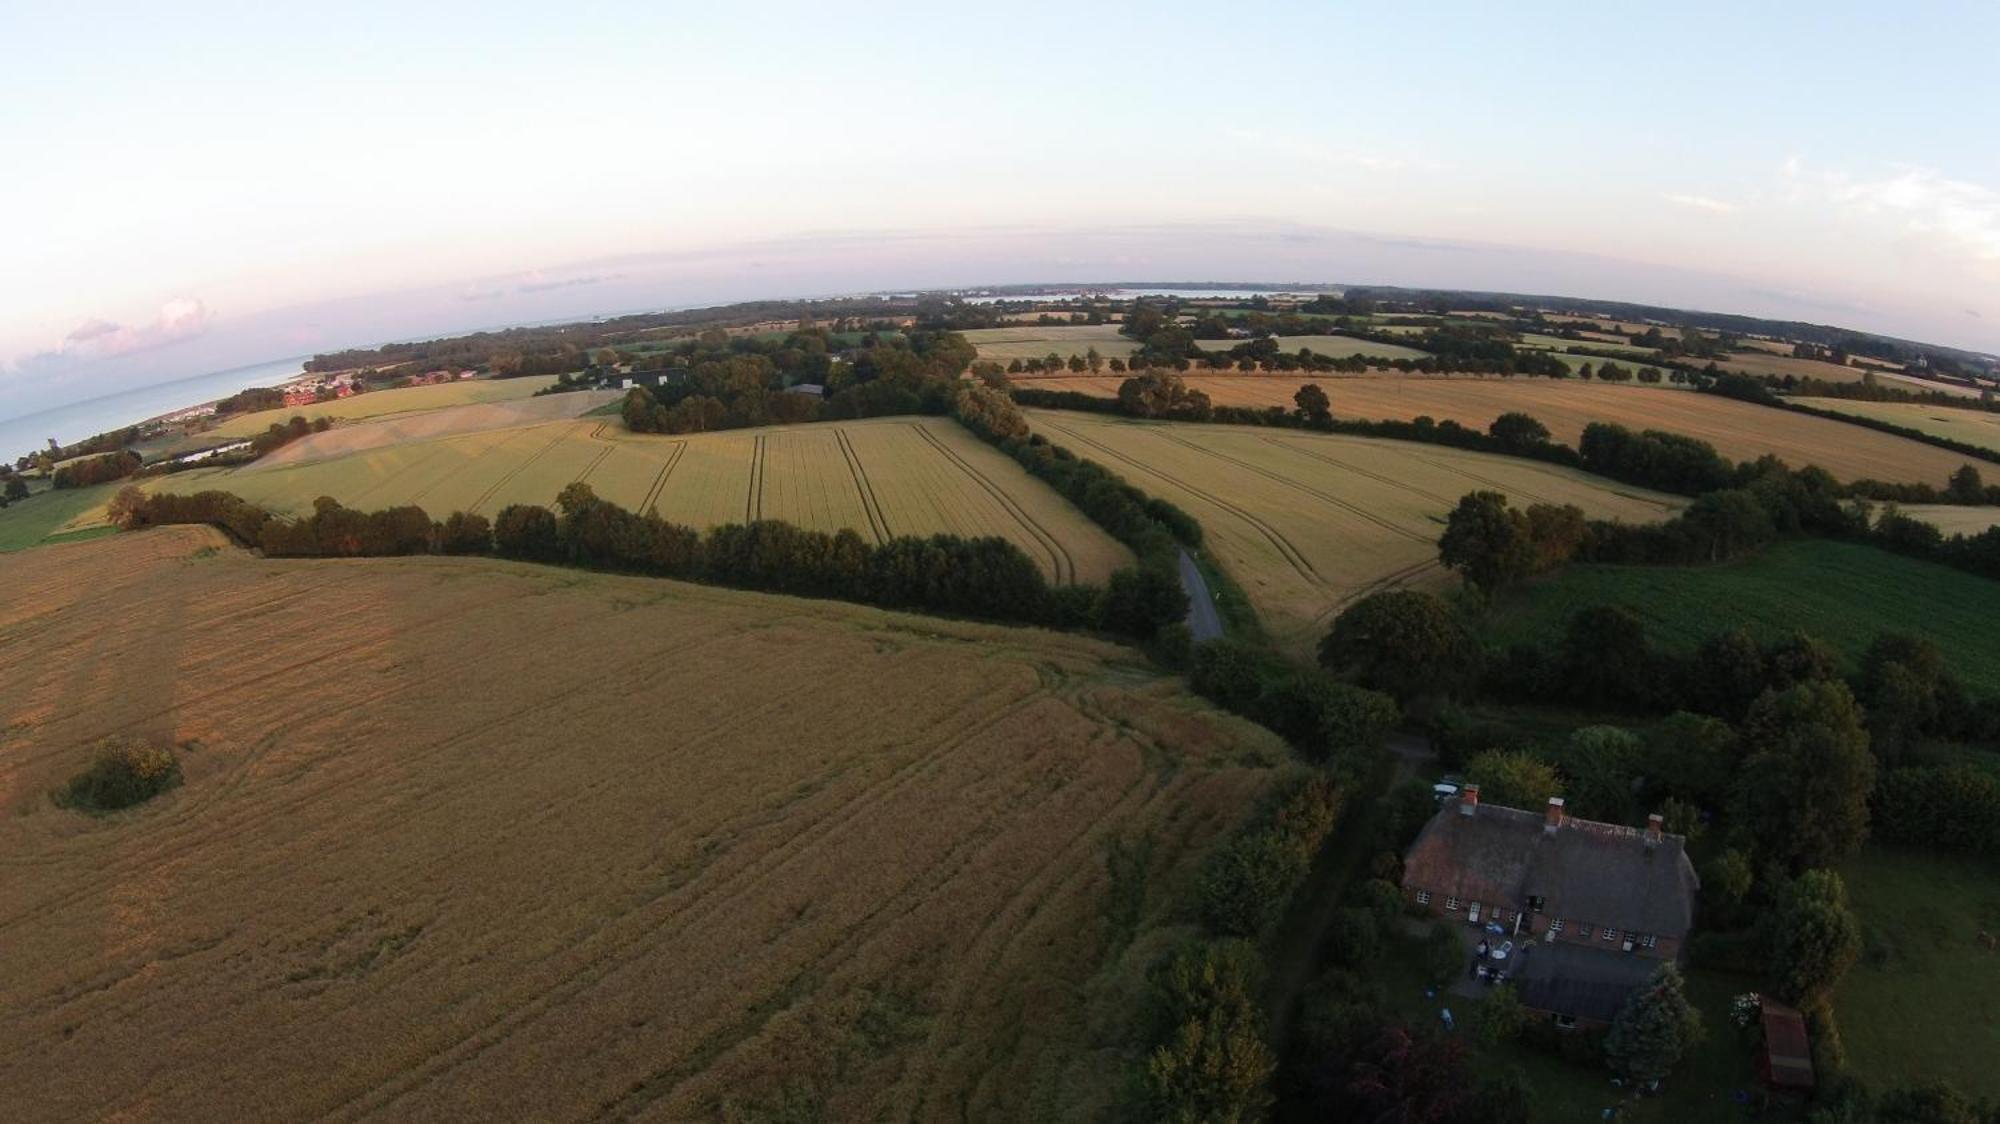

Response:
(132, 417), (1131, 584)
(0, 530), (1283, 1118)
(1026, 409), (1682, 652)
(1023, 374), (1977, 485)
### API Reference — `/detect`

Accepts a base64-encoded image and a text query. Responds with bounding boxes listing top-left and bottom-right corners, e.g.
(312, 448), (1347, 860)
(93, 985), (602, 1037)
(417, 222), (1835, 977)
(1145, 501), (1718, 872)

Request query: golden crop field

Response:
(1901, 504), (2000, 535)
(0, 527), (1286, 1120)
(1025, 375), (1977, 485)
(961, 325), (1137, 361)
(1023, 409), (1682, 651)
(208, 376), (566, 438)
(1193, 334), (1430, 361)
(1793, 398), (2000, 454)
(1515, 332), (1659, 358)
(109, 417), (1132, 585)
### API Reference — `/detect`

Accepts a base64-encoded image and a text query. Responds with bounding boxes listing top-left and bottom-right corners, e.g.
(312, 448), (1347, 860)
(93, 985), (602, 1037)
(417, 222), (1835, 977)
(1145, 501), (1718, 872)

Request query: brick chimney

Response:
(1646, 812), (1665, 845)
(1459, 784), (1480, 816)
(1544, 796), (1566, 836)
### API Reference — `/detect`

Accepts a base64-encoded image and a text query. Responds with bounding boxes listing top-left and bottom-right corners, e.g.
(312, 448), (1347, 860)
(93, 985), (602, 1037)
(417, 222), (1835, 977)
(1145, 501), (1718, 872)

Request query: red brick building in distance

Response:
(1402, 785), (1701, 1026)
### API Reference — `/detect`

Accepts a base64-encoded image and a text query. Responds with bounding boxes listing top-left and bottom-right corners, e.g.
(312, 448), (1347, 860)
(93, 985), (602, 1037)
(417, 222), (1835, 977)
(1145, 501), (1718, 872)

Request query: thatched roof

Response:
(1403, 802), (1699, 937)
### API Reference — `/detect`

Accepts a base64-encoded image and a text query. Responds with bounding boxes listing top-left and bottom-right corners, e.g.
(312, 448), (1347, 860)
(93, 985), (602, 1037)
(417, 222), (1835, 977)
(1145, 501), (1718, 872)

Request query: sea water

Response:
(0, 356), (309, 461)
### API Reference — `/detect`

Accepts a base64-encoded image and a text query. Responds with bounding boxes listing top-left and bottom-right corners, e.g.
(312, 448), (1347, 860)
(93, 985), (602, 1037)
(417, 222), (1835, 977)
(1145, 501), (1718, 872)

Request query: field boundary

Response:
(907, 421), (1076, 585)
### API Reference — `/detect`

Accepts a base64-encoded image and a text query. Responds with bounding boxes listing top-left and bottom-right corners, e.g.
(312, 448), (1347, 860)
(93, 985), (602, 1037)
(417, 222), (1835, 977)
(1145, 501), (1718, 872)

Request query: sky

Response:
(3, 0), (1997, 422)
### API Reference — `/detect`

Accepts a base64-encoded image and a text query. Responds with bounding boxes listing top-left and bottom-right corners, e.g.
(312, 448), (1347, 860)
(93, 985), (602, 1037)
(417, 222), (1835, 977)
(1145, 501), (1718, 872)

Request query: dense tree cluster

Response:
(1189, 639), (1398, 767)
(249, 414), (334, 457)
(1196, 775), (1344, 939)
(618, 327), (975, 435)
(52, 450), (142, 489)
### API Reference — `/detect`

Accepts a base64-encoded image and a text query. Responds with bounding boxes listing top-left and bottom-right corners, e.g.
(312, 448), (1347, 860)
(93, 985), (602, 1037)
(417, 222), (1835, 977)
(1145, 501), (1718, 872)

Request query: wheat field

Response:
(1025, 408), (1682, 651)
(1792, 398), (2000, 454)
(208, 376), (569, 437)
(1023, 375), (1977, 486)
(99, 417), (1133, 585)
(0, 527), (1286, 1120)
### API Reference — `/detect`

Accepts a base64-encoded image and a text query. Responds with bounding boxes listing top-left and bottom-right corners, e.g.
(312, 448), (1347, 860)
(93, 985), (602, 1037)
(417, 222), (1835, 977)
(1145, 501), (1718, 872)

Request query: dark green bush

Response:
(56, 739), (181, 812)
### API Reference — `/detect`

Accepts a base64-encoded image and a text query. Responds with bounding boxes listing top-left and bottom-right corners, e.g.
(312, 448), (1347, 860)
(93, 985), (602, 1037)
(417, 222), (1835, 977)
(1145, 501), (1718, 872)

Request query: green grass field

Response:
(1838, 847), (2000, 1098)
(0, 484), (122, 552)
(1482, 540), (2000, 692)
(961, 325), (1138, 362)
(1193, 335), (1430, 362)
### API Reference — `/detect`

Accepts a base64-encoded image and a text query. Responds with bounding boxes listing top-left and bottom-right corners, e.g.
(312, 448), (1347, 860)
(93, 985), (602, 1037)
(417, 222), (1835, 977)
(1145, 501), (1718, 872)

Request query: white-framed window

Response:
(1446, 896), (1462, 911)
(1577, 923), (1592, 939)
(1548, 918), (1564, 935)
(1602, 926), (1618, 942)
(1416, 890), (1431, 906)
(1640, 934), (1658, 950)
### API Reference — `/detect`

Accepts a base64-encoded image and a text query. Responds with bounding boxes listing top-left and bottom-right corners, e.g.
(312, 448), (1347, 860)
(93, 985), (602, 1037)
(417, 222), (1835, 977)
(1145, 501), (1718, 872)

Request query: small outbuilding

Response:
(1757, 997), (1815, 1093)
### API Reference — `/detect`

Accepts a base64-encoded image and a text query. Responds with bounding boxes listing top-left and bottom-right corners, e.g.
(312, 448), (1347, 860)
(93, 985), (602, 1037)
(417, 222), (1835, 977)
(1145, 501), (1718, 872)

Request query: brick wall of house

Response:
(1404, 885), (1680, 960)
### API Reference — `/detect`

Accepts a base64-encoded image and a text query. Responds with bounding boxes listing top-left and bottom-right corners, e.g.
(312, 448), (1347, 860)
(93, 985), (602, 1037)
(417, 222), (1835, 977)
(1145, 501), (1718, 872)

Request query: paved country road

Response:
(1177, 549), (1224, 641)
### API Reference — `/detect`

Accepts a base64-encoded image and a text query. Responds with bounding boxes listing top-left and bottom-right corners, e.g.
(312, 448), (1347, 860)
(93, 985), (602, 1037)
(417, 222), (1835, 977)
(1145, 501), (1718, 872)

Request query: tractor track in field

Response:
(907, 421), (1075, 585)
(1257, 435), (1458, 506)
(1308, 557), (1446, 630)
(465, 425), (573, 515)
(1035, 416), (1325, 588)
(834, 428), (891, 543)
(574, 442), (616, 489)
(746, 434), (767, 522)
(637, 443), (687, 514)
(1151, 428), (1430, 547)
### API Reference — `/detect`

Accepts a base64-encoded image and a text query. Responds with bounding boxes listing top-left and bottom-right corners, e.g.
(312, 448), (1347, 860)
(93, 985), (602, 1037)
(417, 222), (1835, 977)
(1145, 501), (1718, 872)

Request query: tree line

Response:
(1132, 774), (1346, 1121)
(110, 483), (1084, 629)
(954, 384), (1195, 643)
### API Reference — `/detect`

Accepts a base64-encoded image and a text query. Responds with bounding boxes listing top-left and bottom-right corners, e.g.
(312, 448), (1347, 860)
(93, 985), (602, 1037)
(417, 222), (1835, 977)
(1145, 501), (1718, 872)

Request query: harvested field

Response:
(1023, 409), (1680, 652)
(961, 325), (1137, 362)
(0, 528), (1287, 1119)
(1793, 398), (2000, 454)
(1023, 375), (1977, 485)
(208, 376), (565, 438)
(1193, 335), (1429, 361)
(117, 418), (1132, 585)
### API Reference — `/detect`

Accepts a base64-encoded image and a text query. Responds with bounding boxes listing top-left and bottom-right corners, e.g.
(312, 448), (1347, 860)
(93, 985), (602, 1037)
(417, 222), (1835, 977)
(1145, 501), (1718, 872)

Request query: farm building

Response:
(1402, 787), (1700, 1027)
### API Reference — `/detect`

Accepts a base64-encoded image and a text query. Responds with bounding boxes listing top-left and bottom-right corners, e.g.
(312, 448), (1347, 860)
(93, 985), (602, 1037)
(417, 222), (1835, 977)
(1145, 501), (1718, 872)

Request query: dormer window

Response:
(1527, 895), (1545, 912)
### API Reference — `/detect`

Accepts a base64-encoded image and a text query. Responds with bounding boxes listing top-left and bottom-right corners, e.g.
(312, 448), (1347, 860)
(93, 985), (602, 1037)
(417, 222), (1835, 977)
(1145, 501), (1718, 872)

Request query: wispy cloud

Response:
(1663, 193), (1737, 214)
(459, 270), (619, 302)
(1830, 168), (2000, 261)
(6, 298), (213, 375)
